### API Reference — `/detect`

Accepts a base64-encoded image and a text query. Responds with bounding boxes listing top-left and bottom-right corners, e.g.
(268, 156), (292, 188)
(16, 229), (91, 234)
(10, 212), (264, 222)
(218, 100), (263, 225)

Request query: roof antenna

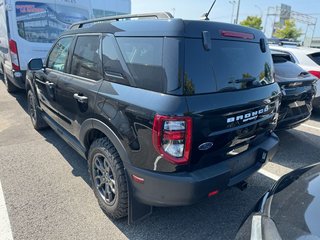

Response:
(201, 0), (217, 20)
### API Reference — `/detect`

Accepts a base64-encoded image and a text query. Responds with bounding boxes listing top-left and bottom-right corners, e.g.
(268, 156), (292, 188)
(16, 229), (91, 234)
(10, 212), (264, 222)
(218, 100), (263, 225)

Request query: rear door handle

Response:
(73, 93), (88, 103)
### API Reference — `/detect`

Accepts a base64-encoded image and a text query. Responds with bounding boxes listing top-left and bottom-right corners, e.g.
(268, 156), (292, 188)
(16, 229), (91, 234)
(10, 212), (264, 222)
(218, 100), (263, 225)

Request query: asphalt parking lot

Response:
(1, 76), (320, 240)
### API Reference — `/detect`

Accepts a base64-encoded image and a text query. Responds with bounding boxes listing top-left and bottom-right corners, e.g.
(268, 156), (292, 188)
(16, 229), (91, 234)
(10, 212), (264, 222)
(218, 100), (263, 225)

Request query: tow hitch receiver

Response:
(236, 181), (248, 191)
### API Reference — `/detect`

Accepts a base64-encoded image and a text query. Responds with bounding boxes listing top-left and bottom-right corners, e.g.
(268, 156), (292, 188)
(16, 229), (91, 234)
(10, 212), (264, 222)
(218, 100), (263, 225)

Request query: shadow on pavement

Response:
(274, 129), (320, 169)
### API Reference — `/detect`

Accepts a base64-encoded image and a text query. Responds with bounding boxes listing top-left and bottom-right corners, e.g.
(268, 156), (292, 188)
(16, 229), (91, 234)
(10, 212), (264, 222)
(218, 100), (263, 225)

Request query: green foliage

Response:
(274, 19), (302, 40)
(240, 16), (263, 30)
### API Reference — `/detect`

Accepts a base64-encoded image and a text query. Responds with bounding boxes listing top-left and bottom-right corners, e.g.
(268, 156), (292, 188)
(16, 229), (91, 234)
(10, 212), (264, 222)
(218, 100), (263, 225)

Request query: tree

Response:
(274, 19), (302, 40)
(240, 16), (263, 30)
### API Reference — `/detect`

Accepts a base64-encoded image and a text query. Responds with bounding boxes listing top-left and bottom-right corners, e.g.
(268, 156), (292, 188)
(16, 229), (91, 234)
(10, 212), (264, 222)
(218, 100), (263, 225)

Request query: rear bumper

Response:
(277, 104), (312, 129)
(126, 133), (279, 207)
(5, 67), (26, 89)
(277, 95), (313, 129)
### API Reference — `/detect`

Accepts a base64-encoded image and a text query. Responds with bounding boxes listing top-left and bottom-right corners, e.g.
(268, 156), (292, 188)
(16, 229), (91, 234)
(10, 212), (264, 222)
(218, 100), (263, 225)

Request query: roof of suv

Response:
(62, 18), (266, 42)
(269, 45), (320, 55)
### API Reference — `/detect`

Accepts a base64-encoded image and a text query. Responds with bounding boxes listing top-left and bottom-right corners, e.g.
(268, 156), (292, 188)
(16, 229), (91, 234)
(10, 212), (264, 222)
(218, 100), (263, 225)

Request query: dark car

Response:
(272, 51), (317, 129)
(26, 12), (281, 222)
(236, 163), (320, 240)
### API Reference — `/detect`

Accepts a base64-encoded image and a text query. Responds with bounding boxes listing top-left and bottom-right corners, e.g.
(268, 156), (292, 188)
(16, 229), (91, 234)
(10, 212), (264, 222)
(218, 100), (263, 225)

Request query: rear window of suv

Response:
(308, 52), (320, 66)
(184, 39), (274, 95)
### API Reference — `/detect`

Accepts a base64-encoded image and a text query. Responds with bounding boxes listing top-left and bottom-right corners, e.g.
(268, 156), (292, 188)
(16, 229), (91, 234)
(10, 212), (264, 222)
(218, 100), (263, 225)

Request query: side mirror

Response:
(28, 58), (43, 71)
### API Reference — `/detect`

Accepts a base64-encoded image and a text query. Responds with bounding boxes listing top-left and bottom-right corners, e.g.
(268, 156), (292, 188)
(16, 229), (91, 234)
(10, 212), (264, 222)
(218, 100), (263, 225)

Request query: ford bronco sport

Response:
(26, 12), (281, 223)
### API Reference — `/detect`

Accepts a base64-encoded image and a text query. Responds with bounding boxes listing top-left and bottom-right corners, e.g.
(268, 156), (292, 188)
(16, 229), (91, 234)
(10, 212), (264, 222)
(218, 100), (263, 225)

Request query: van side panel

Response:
(0, 0), (9, 72)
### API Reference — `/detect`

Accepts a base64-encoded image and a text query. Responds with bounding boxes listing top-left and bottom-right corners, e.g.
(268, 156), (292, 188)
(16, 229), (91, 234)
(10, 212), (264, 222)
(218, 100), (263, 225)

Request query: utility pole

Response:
(235, 0), (241, 24)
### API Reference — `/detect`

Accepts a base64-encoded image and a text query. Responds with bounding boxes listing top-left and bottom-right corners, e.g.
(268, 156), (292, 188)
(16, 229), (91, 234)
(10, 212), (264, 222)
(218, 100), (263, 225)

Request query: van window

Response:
(117, 37), (165, 92)
(15, 1), (89, 43)
(71, 36), (102, 80)
(184, 39), (274, 95)
(47, 37), (73, 72)
(102, 36), (129, 85)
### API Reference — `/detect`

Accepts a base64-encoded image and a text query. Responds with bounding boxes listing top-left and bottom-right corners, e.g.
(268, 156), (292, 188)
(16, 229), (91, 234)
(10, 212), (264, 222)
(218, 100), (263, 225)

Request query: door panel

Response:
(53, 35), (103, 137)
(55, 75), (102, 137)
(34, 36), (74, 126)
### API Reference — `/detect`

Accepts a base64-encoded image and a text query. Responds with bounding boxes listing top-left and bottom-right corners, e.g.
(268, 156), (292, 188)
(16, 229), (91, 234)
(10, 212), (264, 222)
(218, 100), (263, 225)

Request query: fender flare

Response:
(79, 118), (130, 165)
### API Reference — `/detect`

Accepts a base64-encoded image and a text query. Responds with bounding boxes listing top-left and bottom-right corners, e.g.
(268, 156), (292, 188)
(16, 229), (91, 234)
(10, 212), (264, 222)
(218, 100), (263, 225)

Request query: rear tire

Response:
(88, 137), (128, 219)
(27, 90), (48, 130)
(3, 72), (18, 93)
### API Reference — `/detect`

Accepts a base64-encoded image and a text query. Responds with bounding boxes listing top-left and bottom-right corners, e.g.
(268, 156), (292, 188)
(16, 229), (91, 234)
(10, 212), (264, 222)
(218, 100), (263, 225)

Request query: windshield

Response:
(15, 1), (89, 43)
(184, 39), (274, 95)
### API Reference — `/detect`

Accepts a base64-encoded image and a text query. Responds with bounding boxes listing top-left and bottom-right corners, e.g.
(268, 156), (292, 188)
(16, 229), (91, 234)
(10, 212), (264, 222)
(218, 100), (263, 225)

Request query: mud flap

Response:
(126, 172), (153, 224)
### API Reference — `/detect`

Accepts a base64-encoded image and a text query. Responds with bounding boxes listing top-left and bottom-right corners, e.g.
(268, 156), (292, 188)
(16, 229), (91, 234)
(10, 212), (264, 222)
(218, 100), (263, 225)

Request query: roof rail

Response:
(70, 12), (174, 30)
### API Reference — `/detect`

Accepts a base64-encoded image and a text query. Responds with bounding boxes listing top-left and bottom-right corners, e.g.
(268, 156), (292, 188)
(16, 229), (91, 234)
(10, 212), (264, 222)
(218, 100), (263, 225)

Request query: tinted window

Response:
(71, 36), (102, 80)
(117, 37), (165, 92)
(308, 52), (320, 66)
(15, 1), (89, 43)
(102, 36), (129, 85)
(184, 39), (274, 95)
(47, 37), (73, 72)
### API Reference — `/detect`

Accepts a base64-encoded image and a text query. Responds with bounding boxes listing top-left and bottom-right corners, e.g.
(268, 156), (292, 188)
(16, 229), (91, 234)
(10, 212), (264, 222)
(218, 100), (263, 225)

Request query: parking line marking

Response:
(258, 169), (281, 181)
(0, 180), (14, 240)
(301, 124), (320, 131)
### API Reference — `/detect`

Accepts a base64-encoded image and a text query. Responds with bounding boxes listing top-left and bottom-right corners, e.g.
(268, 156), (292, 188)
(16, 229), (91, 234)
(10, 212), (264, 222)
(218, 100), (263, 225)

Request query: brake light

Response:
(152, 115), (192, 165)
(9, 39), (20, 71)
(221, 30), (254, 40)
(309, 70), (320, 79)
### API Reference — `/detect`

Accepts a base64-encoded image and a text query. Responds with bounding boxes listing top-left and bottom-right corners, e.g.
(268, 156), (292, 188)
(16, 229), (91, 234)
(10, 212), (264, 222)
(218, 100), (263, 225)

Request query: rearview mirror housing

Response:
(28, 58), (43, 71)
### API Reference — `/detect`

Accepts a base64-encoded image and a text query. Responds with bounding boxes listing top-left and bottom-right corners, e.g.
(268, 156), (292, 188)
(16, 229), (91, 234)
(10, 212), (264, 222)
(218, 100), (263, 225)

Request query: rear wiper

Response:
(228, 77), (257, 84)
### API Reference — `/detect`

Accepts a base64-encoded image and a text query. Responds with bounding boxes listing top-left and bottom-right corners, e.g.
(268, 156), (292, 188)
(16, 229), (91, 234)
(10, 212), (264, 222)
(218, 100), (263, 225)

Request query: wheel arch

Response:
(80, 119), (130, 165)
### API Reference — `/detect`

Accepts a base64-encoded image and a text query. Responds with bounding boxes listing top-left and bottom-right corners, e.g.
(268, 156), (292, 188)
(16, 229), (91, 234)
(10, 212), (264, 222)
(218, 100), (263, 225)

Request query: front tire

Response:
(27, 90), (48, 130)
(3, 72), (18, 93)
(88, 137), (128, 219)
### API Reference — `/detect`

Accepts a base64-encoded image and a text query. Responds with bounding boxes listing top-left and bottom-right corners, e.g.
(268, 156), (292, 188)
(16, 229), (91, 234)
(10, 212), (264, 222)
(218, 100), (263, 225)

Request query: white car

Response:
(269, 45), (320, 110)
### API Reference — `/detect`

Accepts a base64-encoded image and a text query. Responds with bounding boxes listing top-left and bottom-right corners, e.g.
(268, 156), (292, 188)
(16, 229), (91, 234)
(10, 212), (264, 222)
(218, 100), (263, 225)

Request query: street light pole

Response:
(254, 5), (263, 19)
(235, 0), (241, 24)
(229, 1), (236, 24)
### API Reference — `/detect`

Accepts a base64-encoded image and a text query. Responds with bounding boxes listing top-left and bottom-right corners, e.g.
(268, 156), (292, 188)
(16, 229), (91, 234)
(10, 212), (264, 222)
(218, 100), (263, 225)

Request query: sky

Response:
(131, 0), (320, 39)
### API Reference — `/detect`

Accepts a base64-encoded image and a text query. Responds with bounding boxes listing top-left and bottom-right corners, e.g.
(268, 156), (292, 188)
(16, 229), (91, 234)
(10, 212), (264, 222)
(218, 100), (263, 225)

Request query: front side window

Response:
(15, 1), (89, 43)
(71, 36), (102, 80)
(47, 37), (73, 72)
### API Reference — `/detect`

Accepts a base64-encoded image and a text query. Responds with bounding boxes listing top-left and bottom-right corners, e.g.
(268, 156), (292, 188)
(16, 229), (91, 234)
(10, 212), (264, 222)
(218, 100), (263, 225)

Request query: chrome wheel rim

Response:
(92, 153), (116, 205)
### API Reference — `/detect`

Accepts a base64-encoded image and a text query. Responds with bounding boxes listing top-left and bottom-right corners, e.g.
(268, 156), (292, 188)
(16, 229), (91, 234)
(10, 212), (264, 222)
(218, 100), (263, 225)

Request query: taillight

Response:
(152, 115), (192, 165)
(9, 39), (20, 71)
(309, 70), (320, 79)
(221, 30), (254, 40)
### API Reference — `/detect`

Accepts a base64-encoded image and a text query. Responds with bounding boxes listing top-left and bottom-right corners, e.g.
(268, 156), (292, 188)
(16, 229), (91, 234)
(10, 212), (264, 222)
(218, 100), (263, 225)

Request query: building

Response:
(91, 0), (131, 18)
(310, 37), (320, 49)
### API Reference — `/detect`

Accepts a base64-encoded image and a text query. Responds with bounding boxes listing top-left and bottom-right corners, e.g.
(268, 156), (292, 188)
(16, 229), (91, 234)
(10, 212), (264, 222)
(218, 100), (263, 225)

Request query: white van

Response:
(0, 0), (92, 92)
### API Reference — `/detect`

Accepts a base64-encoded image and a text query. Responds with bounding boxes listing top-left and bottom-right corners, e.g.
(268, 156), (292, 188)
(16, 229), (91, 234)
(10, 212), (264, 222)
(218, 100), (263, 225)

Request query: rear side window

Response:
(71, 36), (102, 80)
(184, 39), (274, 95)
(47, 37), (73, 72)
(117, 37), (165, 92)
(102, 36), (129, 85)
(308, 52), (320, 66)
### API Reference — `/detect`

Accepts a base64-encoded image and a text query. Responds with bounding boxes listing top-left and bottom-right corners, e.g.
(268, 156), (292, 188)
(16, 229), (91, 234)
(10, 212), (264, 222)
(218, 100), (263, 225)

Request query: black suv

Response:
(26, 13), (281, 222)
